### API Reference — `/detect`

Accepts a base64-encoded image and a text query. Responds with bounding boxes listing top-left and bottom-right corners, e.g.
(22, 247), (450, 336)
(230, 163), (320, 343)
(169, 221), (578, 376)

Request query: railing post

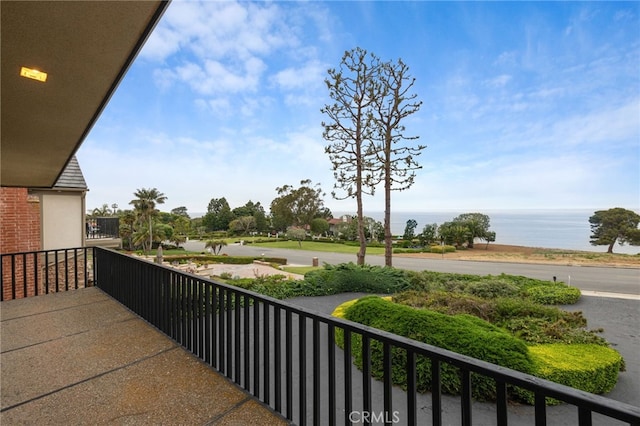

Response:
(406, 350), (417, 426)
(299, 313), (307, 425)
(383, 342), (393, 426)
(328, 324), (336, 426)
(432, 358), (442, 426)
(461, 370), (472, 426)
(535, 392), (547, 426)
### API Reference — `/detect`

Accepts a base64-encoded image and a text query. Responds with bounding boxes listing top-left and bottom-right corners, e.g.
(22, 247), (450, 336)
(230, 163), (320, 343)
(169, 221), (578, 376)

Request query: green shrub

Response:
(392, 292), (599, 345)
(393, 290), (496, 322)
(393, 248), (423, 254)
(162, 254), (287, 266)
(500, 317), (607, 345)
(402, 271), (580, 305)
(300, 263), (410, 296)
(526, 285), (581, 305)
(164, 254), (252, 264)
(466, 279), (520, 299)
(430, 245), (457, 253)
(226, 275), (294, 299)
(338, 296), (534, 401)
(517, 344), (623, 404)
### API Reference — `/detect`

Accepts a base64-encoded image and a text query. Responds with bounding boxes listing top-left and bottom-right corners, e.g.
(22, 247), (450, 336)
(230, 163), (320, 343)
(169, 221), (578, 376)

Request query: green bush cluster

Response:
(335, 296), (623, 404)
(300, 263), (410, 296)
(219, 263), (411, 299)
(393, 248), (424, 254)
(526, 285), (581, 305)
(392, 245), (457, 254)
(338, 296), (534, 400)
(226, 275), (296, 299)
(392, 290), (603, 345)
(429, 244), (457, 254)
(403, 271), (579, 305)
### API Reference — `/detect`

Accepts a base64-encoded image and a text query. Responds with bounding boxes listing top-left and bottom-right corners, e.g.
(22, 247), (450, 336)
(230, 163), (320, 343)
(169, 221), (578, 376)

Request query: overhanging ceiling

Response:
(1, 0), (169, 188)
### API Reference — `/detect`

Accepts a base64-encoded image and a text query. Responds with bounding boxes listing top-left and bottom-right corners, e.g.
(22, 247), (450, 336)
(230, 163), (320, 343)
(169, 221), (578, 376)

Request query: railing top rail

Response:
(1, 247), (89, 257)
(93, 246), (640, 423)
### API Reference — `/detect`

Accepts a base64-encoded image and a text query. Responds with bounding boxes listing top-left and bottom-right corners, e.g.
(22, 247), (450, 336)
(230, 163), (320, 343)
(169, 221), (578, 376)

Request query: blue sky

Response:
(77, 1), (640, 216)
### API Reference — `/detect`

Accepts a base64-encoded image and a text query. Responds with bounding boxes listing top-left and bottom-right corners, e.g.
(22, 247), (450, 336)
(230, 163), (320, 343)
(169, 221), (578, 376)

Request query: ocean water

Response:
(336, 209), (640, 255)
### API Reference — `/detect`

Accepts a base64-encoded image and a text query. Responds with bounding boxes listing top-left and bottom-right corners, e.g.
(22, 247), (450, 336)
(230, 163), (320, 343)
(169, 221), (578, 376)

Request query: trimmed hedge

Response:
(162, 254), (288, 266)
(429, 244), (457, 254)
(526, 285), (581, 305)
(519, 344), (623, 404)
(333, 296), (622, 405)
(335, 296), (534, 401)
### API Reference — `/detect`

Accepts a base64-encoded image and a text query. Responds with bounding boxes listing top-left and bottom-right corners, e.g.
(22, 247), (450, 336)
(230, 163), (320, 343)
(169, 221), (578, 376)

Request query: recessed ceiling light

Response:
(20, 67), (47, 82)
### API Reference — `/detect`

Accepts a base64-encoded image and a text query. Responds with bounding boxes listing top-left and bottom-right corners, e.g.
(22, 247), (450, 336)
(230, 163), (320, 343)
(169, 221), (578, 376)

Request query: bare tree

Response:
(322, 47), (383, 265)
(371, 59), (424, 266)
(322, 48), (424, 266)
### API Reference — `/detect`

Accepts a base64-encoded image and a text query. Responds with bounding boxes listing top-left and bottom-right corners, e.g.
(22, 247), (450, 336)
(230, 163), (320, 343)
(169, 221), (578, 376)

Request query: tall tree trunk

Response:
(384, 130), (393, 267)
(356, 192), (367, 266)
(384, 168), (392, 267)
(607, 240), (615, 254)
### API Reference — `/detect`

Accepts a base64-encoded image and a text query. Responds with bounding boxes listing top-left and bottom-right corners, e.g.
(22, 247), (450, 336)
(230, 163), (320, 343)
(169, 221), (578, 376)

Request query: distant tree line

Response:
(403, 212), (496, 249)
(88, 191), (639, 255)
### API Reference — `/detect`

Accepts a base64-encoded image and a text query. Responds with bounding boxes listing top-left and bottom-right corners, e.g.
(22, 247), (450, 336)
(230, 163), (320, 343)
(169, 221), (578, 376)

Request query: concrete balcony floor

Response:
(1, 287), (289, 425)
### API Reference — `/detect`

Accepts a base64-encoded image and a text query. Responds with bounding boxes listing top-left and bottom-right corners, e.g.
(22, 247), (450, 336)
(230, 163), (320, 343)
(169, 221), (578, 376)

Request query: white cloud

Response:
(550, 99), (640, 147)
(271, 60), (327, 90)
(195, 97), (231, 116)
(484, 74), (512, 88)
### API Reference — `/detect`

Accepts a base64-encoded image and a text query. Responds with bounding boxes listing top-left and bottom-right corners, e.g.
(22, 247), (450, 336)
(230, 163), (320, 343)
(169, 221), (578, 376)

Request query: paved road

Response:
(184, 241), (640, 296)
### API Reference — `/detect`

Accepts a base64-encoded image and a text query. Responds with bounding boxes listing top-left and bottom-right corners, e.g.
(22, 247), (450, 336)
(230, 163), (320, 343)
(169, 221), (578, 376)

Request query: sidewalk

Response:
(0, 287), (289, 425)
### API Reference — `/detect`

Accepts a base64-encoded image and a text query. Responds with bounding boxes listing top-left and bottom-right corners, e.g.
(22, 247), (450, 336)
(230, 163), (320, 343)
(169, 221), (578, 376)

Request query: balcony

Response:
(2, 247), (639, 425)
(86, 217), (122, 249)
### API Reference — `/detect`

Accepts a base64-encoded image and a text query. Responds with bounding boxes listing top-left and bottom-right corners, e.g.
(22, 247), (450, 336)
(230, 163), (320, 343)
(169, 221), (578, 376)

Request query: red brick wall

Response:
(1, 187), (41, 299)
(1, 187), (41, 253)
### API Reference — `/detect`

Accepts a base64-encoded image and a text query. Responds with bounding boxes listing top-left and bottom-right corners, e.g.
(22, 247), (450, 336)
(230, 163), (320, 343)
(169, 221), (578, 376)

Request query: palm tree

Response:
(205, 240), (227, 255)
(130, 188), (167, 252)
(91, 203), (111, 217)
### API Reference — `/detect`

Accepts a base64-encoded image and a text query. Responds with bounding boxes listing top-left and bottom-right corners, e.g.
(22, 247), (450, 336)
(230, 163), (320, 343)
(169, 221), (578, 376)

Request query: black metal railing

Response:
(93, 247), (640, 426)
(86, 217), (119, 239)
(1, 247), (94, 301)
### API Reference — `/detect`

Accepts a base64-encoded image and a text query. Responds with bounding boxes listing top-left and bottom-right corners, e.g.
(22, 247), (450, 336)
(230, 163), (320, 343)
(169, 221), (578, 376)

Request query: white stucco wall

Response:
(41, 193), (83, 250)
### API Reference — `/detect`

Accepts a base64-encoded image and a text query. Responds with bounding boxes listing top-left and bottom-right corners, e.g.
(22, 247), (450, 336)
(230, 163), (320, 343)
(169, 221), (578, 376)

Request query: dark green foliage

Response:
(393, 290), (496, 321)
(227, 275), (295, 299)
(219, 263), (411, 299)
(392, 290), (602, 346)
(466, 279), (520, 299)
(403, 270), (578, 305)
(341, 296), (534, 400)
(589, 207), (640, 253)
(300, 263), (410, 295)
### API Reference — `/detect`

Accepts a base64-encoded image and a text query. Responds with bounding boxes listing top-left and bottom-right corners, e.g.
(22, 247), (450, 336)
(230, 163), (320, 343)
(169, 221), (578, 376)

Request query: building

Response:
(0, 156), (87, 254)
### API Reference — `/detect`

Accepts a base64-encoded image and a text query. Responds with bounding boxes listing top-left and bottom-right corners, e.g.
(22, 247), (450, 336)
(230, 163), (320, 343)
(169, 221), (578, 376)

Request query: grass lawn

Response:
(281, 265), (321, 275)
(250, 240), (386, 255)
